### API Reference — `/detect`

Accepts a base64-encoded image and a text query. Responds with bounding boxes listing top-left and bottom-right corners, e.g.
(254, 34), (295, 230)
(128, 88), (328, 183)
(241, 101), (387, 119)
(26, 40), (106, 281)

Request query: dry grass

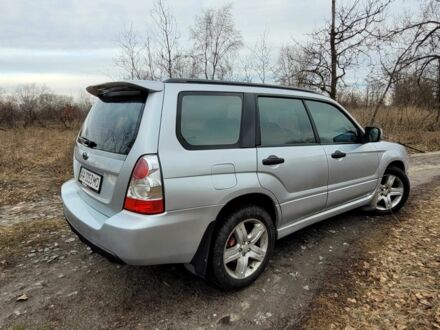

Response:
(0, 107), (438, 205)
(0, 218), (65, 270)
(351, 106), (440, 152)
(0, 127), (77, 206)
(304, 184), (440, 330)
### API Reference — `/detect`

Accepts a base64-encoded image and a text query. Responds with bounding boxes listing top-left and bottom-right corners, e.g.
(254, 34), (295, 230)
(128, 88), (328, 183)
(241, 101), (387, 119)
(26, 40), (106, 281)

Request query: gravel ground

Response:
(0, 152), (439, 329)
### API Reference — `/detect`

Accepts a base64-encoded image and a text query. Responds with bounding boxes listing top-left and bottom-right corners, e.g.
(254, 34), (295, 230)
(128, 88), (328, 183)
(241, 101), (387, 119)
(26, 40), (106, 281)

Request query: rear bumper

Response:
(65, 217), (125, 264)
(61, 179), (217, 265)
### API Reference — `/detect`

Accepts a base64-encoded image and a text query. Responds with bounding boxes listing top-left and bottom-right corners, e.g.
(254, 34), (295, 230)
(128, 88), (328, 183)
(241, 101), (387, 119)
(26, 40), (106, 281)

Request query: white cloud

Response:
(0, 0), (422, 93)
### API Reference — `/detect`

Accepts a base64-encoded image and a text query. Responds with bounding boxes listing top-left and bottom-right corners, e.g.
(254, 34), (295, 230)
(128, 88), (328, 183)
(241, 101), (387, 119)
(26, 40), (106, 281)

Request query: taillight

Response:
(124, 155), (164, 214)
(132, 158), (149, 179)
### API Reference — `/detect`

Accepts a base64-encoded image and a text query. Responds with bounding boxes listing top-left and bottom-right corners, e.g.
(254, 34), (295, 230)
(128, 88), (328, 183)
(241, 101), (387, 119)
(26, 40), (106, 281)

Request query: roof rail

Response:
(163, 78), (319, 94)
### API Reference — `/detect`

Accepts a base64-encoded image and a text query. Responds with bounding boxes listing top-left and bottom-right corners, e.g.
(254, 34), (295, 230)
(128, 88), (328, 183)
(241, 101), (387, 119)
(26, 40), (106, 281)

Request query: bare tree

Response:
(115, 24), (152, 79)
(275, 45), (310, 87)
(364, 75), (386, 108)
(143, 34), (158, 79)
(152, 0), (182, 78)
(392, 74), (436, 108)
(178, 52), (202, 79)
(240, 54), (254, 83)
(368, 0), (440, 124)
(398, 0), (440, 123)
(287, 0), (391, 100)
(234, 30), (273, 83)
(252, 30), (272, 83)
(191, 4), (243, 80)
(114, 0), (182, 80)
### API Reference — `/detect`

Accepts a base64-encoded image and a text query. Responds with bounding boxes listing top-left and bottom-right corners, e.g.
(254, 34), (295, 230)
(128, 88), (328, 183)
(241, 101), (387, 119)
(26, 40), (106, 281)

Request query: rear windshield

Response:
(78, 97), (145, 155)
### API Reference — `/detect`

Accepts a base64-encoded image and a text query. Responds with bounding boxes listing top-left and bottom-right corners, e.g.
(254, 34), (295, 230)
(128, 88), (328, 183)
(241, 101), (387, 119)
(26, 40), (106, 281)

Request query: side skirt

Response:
(277, 193), (374, 239)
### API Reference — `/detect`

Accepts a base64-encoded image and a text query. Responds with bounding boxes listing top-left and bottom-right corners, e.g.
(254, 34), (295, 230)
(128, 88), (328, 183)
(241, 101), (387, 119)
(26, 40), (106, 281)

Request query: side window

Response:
(306, 101), (359, 144)
(258, 97), (316, 146)
(178, 93), (242, 147)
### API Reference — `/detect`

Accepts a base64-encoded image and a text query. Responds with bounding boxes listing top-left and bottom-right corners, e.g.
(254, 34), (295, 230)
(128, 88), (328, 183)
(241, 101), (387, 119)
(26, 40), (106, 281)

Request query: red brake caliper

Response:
(227, 235), (237, 247)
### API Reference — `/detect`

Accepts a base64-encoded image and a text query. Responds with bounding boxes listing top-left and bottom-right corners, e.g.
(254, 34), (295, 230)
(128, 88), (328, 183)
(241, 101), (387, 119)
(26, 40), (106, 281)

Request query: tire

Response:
(209, 204), (276, 290)
(373, 166), (410, 215)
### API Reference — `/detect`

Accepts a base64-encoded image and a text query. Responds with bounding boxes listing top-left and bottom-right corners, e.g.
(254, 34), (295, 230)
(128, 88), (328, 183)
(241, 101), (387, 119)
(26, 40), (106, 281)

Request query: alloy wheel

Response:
(223, 219), (269, 280)
(375, 174), (405, 211)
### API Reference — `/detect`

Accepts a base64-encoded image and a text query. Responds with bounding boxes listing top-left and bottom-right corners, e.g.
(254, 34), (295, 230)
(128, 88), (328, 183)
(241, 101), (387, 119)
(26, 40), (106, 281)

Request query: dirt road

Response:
(1, 152), (439, 329)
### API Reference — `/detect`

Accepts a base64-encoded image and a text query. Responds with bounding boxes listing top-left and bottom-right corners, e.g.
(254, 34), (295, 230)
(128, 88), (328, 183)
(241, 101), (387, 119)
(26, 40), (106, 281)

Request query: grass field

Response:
(352, 106), (440, 153)
(0, 127), (77, 206)
(0, 106), (439, 206)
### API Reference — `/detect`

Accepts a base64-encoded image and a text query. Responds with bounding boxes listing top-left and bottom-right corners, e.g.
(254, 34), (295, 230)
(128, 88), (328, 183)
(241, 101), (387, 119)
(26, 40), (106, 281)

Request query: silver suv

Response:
(61, 79), (410, 290)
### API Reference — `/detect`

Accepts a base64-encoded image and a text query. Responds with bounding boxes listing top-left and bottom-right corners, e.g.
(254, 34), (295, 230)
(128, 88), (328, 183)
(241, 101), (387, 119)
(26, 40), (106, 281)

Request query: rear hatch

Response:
(73, 81), (164, 216)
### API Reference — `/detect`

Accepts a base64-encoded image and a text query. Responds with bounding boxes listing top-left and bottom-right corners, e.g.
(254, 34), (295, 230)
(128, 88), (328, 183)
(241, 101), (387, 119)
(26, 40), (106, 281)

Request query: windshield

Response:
(78, 97), (145, 155)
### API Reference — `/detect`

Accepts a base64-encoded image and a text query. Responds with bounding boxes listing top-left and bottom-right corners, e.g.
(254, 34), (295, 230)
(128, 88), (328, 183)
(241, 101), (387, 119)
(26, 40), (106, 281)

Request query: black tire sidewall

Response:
(209, 205), (276, 290)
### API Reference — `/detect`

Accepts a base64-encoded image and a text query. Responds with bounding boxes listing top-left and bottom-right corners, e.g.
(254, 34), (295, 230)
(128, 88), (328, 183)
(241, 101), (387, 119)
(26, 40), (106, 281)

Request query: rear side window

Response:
(305, 100), (359, 144)
(178, 93), (242, 148)
(78, 98), (144, 155)
(258, 97), (316, 146)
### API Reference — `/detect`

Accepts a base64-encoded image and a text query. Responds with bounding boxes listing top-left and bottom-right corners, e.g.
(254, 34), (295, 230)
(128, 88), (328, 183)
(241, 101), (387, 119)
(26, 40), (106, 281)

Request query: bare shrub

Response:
(15, 84), (48, 128)
(0, 97), (20, 128)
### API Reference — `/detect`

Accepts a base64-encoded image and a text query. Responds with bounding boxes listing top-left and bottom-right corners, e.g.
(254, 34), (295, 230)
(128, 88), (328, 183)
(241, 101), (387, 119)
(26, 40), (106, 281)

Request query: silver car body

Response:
(61, 79), (409, 269)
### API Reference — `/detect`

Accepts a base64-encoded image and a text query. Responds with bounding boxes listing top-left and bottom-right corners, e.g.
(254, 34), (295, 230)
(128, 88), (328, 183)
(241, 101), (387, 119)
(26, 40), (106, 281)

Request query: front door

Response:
(305, 100), (379, 208)
(256, 96), (328, 226)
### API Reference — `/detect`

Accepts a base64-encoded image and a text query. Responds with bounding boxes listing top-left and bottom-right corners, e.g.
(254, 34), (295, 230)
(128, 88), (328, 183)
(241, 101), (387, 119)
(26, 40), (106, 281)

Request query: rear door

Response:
(157, 86), (258, 213)
(74, 83), (164, 216)
(256, 96), (328, 226)
(305, 100), (379, 208)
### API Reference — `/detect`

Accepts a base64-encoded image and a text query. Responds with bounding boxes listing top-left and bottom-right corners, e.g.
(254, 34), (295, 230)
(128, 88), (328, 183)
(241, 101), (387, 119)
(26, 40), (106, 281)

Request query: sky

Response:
(0, 0), (420, 97)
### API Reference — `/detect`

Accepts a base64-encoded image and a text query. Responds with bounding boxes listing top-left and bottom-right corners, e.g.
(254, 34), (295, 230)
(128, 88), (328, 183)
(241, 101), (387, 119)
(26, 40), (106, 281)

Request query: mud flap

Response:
(186, 221), (216, 278)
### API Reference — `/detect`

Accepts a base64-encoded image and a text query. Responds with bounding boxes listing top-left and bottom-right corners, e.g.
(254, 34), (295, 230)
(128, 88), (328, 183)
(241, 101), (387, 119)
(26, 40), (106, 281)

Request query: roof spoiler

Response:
(86, 80), (163, 98)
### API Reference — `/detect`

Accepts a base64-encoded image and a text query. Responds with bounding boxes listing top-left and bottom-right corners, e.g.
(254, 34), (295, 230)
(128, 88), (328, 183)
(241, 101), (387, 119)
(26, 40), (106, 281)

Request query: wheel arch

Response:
(215, 192), (279, 228)
(386, 160), (406, 173)
(188, 192), (280, 278)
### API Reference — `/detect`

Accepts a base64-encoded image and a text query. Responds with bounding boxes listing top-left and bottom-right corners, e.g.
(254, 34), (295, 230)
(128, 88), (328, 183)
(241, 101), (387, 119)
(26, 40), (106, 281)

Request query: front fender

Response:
(375, 141), (409, 177)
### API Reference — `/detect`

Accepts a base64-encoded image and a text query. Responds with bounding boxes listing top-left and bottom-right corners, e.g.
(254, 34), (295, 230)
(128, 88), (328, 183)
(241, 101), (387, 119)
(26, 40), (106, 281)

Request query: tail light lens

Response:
(124, 155), (164, 214)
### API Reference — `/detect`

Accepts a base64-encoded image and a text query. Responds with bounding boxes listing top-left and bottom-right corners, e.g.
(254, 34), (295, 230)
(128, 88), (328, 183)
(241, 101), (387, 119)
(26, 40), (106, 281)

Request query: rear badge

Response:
(82, 152), (89, 160)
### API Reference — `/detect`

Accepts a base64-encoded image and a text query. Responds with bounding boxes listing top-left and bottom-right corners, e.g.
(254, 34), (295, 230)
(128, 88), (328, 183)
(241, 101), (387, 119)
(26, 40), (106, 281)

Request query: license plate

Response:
(79, 167), (102, 193)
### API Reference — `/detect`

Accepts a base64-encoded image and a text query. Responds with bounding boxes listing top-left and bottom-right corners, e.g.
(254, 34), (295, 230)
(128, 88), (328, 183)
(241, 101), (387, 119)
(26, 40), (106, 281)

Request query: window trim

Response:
(176, 91), (246, 150)
(255, 94), (319, 148)
(304, 99), (364, 145)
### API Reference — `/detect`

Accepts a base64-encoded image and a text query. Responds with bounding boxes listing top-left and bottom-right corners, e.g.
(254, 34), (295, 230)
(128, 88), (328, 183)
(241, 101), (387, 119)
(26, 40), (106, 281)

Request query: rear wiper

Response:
(78, 136), (97, 148)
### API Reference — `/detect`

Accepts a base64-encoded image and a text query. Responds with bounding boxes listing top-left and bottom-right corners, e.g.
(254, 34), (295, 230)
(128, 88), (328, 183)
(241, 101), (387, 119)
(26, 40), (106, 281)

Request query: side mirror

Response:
(364, 126), (382, 143)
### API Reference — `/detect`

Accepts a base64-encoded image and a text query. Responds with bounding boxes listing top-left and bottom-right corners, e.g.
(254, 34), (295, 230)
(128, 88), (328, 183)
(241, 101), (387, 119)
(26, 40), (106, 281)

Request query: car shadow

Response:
(107, 207), (381, 296)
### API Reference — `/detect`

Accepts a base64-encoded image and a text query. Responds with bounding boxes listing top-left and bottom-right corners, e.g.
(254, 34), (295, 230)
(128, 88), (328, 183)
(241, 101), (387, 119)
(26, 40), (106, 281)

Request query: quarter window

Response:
(306, 101), (359, 144)
(179, 94), (242, 147)
(258, 97), (316, 146)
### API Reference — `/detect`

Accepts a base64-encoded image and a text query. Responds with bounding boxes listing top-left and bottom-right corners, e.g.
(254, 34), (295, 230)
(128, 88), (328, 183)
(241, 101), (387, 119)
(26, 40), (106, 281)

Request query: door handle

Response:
(262, 155), (285, 165)
(331, 150), (346, 159)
